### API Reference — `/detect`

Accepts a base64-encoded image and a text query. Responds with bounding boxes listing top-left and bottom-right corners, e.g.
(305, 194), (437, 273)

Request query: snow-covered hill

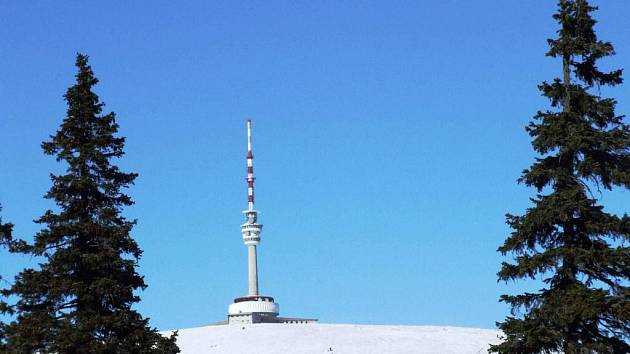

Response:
(168, 323), (502, 354)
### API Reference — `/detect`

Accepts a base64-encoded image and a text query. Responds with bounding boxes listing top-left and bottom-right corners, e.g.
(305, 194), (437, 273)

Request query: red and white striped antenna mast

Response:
(246, 119), (255, 211)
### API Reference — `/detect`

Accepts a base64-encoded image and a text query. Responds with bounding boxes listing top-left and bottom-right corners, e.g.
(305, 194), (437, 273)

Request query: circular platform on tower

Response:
(228, 296), (279, 316)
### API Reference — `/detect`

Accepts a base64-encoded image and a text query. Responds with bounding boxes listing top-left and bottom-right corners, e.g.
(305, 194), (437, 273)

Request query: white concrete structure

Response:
(226, 120), (317, 325)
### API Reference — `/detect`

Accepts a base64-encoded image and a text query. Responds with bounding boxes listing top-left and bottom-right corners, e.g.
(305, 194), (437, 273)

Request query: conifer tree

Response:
(0, 207), (12, 245)
(0, 206), (13, 258)
(0, 54), (179, 353)
(491, 1), (630, 353)
(0, 205), (14, 351)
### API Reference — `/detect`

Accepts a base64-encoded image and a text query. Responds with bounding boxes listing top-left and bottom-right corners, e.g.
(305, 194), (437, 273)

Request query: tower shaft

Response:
(247, 245), (259, 296)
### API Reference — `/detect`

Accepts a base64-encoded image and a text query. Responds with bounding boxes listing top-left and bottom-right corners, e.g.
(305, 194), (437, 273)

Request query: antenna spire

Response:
(246, 119), (255, 211)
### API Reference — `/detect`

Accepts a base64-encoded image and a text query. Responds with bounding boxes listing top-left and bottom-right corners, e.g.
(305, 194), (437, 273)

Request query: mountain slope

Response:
(168, 323), (502, 353)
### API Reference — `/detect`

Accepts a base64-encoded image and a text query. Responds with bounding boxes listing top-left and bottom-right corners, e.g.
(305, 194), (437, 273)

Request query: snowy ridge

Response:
(167, 323), (502, 354)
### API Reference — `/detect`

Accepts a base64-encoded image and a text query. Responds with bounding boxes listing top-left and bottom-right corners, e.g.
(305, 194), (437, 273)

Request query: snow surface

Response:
(167, 323), (502, 354)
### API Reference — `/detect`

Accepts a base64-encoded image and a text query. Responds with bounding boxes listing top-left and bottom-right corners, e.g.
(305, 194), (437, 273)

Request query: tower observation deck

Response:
(226, 120), (317, 325)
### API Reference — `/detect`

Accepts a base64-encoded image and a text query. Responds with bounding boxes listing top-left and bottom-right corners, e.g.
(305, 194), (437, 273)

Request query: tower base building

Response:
(227, 296), (317, 324)
(226, 120), (316, 325)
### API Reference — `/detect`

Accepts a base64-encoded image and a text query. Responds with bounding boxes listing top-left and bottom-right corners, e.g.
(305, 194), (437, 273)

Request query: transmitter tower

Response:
(227, 120), (317, 325)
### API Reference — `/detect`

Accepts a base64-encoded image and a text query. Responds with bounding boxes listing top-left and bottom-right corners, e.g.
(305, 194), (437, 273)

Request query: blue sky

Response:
(1, 1), (629, 331)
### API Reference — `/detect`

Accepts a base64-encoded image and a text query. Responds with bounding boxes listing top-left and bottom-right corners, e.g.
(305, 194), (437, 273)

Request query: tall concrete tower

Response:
(226, 120), (317, 325)
(227, 119), (279, 324)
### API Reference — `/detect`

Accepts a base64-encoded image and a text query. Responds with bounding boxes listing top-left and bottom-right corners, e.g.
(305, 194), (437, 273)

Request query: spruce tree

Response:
(491, 1), (630, 353)
(0, 54), (179, 353)
(0, 205), (14, 351)
(0, 205), (13, 258)
(0, 207), (12, 245)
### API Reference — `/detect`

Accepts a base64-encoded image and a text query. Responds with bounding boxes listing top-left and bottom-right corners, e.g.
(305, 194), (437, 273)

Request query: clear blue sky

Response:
(1, 1), (629, 331)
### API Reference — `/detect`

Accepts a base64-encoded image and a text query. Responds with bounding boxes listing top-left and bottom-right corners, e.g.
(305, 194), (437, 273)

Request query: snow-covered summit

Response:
(168, 323), (502, 354)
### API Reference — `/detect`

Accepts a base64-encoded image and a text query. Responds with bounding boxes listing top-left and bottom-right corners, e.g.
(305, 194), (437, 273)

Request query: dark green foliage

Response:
(490, 1), (630, 353)
(0, 207), (12, 246)
(0, 205), (14, 351)
(0, 54), (179, 353)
